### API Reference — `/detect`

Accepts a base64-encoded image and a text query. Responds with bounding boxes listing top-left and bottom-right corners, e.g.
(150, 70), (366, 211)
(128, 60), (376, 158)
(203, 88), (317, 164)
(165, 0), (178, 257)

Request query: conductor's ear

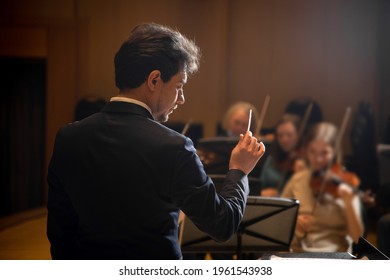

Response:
(147, 70), (161, 91)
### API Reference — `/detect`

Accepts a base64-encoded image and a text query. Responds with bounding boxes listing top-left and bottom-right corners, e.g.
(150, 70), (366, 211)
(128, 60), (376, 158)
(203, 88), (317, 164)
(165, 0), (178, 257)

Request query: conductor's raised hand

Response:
(229, 131), (265, 175)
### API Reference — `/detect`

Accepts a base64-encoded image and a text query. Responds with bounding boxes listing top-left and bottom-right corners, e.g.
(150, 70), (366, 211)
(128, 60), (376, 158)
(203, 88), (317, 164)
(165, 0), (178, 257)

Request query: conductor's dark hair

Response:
(114, 23), (201, 90)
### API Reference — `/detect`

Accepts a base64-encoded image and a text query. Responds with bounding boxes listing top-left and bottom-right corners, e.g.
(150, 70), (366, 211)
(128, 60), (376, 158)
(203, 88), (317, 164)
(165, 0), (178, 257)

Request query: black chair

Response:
(384, 115), (390, 144)
(348, 101), (379, 192)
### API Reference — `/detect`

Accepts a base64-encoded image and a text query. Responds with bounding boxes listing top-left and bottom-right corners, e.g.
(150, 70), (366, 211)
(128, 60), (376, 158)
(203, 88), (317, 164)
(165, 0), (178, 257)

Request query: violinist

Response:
(260, 114), (304, 197)
(281, 122), (364, 253)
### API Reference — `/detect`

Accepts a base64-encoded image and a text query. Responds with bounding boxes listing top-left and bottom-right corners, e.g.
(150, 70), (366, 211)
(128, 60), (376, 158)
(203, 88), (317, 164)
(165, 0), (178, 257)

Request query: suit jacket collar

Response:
(102, 101), (154, 120)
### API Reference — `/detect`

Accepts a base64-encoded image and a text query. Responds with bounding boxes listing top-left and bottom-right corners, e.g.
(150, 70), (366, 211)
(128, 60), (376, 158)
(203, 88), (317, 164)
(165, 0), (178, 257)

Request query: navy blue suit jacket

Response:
(47, 101), (249, 259)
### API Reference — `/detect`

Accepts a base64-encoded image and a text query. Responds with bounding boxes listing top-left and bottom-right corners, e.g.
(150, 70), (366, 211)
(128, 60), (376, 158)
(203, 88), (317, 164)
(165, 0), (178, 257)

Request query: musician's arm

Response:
(339, 185), (364, 243)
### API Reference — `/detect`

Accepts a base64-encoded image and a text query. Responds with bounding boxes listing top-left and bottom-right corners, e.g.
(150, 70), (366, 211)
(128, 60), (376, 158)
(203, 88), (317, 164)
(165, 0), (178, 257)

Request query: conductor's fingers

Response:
(241, 130), (253, 145)
(258, 141), (266, 156)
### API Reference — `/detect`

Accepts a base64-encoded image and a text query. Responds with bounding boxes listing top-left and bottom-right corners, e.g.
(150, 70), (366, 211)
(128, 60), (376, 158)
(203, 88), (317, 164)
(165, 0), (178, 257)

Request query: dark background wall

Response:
(0, 0), (389, 213)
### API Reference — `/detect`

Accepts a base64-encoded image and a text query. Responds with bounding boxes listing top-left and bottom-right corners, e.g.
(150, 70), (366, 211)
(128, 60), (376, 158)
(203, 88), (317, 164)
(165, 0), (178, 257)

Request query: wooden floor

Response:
(0, 208), (379, 260)
(0, 208), (51, 260)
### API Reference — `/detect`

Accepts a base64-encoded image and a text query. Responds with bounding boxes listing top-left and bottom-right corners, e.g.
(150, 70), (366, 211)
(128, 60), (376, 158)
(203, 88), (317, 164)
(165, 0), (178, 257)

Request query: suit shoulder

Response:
(152, 121), (190, 142)
(57, 113), (103, 134)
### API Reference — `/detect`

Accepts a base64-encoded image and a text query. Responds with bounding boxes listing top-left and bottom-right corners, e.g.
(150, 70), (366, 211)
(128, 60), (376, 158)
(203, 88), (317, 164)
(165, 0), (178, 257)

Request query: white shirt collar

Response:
(110, 96), (153, 116)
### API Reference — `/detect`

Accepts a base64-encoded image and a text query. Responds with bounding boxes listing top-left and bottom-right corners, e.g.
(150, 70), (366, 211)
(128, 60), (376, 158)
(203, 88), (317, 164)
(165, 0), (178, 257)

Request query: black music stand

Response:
(181, 196), (299, 259)
(261, 236), (390, 260)
(355, 236), (390, 260)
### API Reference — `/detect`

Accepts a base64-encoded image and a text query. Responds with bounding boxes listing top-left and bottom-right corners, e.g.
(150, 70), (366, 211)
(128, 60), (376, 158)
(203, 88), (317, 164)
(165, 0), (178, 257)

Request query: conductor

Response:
(46, 23), (265, 260)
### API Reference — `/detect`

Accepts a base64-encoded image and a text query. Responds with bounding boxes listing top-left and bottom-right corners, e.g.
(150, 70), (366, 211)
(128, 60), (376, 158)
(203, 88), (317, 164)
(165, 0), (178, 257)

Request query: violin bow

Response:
(334, 107), (352, 164)
(181, 118), (192, 136)
(255, 94), (270, 137)
(297, 102), (313, 139)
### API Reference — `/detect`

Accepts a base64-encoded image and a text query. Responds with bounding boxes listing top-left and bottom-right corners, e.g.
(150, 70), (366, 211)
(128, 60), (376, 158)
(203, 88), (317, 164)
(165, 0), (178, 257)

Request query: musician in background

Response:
(281, 122), (364, 253)
(260, 114), (304, 197)
(46, 23), (265, 260)
(219, 102), (259, 137)
(284, 97), (323, 134)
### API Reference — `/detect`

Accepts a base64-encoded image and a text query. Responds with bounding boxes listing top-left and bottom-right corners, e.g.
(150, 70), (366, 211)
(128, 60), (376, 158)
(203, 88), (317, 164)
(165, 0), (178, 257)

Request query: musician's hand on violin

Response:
(360, 189), (376, 208)
(293, 158), (307, 173)
(260, 188), (278, 197)
(337, 183), (355, 202)
(296, 214), (314, 236)
(229, 131), (265, 175)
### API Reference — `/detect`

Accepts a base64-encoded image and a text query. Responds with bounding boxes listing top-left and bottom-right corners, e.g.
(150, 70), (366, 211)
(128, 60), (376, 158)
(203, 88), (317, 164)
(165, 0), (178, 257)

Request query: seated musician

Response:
(281, 122), (364, 253)
(260, 114), (304, 197)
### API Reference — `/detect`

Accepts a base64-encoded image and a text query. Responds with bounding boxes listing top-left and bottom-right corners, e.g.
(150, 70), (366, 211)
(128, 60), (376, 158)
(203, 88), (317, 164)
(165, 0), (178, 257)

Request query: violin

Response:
(287, 102), (313, 173)
(310, 163), (360, 198)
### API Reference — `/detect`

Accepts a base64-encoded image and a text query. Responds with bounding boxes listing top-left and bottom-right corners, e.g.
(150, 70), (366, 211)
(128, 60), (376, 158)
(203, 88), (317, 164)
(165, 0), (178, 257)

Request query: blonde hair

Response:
(222, 102), (259, 132)
(304, 122), (338, 148)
